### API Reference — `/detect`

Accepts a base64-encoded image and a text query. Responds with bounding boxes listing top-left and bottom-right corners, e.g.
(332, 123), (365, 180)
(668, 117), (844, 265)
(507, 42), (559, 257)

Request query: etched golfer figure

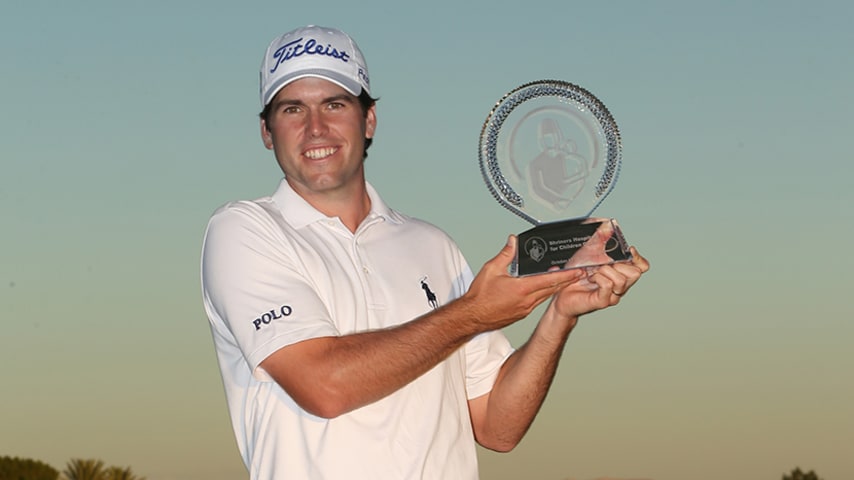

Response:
(478, 80), (633, 276)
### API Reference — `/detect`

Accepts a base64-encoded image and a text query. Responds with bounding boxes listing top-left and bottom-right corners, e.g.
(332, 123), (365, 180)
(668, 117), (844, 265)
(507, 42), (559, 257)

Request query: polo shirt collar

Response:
(271, 178), (404, 229)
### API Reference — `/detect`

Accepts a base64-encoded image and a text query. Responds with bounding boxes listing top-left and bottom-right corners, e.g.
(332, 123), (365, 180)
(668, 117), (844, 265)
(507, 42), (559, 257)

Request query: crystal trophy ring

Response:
(478, 80), (632, 276)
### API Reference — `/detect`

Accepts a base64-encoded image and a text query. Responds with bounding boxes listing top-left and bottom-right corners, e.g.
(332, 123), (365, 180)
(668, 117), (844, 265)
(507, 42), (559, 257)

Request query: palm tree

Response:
(0, 455), (59, 480)
(783, 467), (823, 480)
(62, 458), (105, 480)
(103, 465), (146, 480)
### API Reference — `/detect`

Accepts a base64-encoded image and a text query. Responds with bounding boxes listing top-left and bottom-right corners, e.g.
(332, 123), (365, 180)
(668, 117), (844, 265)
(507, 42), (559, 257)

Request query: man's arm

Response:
(469, 248), (650, 451)
(260, 236), (584, 418)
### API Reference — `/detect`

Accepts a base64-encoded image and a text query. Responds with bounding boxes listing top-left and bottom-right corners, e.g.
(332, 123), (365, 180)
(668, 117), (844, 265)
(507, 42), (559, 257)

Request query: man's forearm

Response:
(472, 304), (576, 451)
(261, 297), (485, 418)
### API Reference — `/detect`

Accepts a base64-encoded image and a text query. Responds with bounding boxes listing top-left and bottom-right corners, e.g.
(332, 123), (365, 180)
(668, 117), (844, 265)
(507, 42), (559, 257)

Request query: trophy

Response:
(478, 80), (632, 276)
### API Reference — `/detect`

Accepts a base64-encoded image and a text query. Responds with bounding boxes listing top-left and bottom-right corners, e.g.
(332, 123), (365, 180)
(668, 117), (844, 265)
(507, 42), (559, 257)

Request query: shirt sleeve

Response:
(201, 201), (340, 380)
(449, 250), (515, 400)
(463, 330), (514, 400)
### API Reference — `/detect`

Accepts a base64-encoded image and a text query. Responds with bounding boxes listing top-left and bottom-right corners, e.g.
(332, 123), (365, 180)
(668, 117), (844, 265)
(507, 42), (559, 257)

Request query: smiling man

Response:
(200, 24), (648, 480)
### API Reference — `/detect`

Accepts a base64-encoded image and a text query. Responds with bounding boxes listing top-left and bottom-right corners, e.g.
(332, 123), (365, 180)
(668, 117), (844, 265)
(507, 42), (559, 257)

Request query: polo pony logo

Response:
(420, 276), (439, 310)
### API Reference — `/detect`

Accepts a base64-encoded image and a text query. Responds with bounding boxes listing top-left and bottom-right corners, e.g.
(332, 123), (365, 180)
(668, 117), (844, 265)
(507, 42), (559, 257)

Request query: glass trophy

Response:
(478, 80), (632, 276)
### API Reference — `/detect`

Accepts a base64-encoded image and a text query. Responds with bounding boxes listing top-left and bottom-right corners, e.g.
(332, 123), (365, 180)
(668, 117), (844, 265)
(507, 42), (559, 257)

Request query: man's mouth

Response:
(304, 146), (337, 160)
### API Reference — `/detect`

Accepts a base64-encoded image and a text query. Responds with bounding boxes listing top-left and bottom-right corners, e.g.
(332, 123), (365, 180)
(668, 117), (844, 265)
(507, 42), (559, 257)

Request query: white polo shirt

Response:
(201, 179), (513, 480)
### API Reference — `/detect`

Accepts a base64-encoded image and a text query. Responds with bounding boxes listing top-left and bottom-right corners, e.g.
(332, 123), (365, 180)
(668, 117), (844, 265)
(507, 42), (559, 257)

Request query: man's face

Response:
(261, 77), (376, 200)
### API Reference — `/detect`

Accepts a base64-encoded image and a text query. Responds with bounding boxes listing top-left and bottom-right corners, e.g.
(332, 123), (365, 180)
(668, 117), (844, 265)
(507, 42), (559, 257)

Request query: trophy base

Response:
(513, 218), (631, 276)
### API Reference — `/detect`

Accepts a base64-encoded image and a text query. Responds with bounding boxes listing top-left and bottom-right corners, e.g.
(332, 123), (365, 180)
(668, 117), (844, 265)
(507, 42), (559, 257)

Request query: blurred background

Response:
(2, 1), (852, 479)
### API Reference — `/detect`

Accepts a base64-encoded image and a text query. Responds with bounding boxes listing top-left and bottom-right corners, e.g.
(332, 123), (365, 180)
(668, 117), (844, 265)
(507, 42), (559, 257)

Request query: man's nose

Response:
(307, 112), (328, 137)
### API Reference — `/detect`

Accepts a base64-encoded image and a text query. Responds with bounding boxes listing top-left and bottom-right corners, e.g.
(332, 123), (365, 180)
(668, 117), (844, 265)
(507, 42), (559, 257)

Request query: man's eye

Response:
(327, 102), (344, 110)
(282, 106), (301, 114)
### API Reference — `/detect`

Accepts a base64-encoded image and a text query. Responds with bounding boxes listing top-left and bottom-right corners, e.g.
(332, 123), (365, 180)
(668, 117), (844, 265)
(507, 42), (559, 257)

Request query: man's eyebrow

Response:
(271, 93), (355, 110)
(270, 97), (305, 110)
(323, 93), (356, 104)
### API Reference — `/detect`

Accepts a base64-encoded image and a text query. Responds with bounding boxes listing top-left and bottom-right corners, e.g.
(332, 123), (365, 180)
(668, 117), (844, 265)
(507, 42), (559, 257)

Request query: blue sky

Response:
(2, 1), (852, 479)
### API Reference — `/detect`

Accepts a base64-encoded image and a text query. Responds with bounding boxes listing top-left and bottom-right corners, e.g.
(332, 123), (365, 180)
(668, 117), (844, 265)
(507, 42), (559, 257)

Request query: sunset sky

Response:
(2, 1), (852, 479)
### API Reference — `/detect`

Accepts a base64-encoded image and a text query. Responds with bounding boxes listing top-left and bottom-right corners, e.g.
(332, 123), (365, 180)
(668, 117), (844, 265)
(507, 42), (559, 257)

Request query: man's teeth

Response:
(305, 147), (336, 159)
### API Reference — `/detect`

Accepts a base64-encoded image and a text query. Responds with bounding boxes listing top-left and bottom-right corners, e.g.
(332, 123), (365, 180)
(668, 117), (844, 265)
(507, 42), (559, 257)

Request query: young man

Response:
(201, 25), (648, 479)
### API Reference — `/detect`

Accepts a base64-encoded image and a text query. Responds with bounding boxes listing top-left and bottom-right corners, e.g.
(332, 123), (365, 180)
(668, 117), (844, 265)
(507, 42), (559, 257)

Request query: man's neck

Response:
(290, 180), (372, 233)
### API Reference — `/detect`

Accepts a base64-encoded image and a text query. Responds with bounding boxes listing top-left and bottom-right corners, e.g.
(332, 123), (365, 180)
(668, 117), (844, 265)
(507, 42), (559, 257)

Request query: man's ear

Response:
(365, 104), (377, 139)
(260, 118), (274, 150)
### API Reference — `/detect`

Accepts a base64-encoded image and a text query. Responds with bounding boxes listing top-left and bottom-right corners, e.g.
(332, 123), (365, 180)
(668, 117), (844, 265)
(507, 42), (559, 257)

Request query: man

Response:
(201, 25), (648, 479)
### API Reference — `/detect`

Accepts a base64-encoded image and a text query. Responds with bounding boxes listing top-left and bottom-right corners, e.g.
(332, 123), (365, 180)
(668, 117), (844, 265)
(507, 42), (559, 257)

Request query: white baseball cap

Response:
(260, 25), (371, 107)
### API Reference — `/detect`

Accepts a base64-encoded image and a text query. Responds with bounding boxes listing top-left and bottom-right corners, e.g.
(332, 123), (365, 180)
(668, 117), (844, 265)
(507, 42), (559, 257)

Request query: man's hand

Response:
(550, 246), (650, 323)
(462, 235), (585, 331)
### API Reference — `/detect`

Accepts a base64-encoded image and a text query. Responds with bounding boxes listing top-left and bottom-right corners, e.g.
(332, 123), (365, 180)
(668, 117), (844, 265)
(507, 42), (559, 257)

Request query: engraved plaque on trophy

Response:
(478, 80), (632, 276)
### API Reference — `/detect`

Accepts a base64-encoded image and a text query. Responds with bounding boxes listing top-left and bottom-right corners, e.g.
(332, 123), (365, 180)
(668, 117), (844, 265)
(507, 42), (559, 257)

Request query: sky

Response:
(1, 1), (852, 479)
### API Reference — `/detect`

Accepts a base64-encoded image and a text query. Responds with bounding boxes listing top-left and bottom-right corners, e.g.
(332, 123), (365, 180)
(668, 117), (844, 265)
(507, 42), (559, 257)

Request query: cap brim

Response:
(262, 70), (364, 106)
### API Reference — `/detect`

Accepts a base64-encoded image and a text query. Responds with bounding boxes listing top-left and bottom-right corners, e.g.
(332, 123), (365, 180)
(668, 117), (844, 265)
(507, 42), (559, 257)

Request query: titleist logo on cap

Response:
(270, 37), (352, 74)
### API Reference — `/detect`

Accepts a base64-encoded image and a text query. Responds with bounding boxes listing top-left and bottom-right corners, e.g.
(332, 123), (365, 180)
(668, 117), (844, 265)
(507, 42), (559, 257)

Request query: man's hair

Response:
(259, 90), (378, 158)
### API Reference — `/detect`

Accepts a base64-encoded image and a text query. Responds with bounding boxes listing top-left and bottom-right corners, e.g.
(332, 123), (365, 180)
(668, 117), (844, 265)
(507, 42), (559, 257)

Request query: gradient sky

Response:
(2, 1), (852, 479)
